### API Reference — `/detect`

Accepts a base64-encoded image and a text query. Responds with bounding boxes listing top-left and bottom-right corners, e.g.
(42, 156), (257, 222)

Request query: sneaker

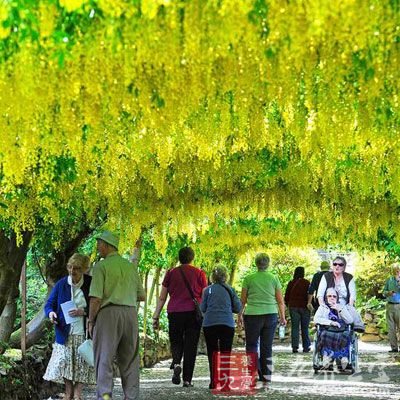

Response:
(183, 381), (193, 387)
(322, 355), (332, 368)
(261, 375), (271, 384)
(261, 380), (270, 390)
(303, 347), (311, 353)
(172, 364), (182, 385)
(292, 349), (298, 353)
(341, 357), (349, 369)
(389, 348), (399, 353)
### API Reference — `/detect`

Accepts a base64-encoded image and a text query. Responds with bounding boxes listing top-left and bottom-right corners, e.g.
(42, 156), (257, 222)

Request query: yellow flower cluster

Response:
(0, 0), (399, 251)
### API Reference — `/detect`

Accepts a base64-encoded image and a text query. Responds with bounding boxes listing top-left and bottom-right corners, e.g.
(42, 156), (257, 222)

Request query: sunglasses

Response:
(327, 295), (337, 298)
(333, 262), (345, 267)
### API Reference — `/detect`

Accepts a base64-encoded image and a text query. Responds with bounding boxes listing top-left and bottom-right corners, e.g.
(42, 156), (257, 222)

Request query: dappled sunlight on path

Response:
(75, 341), (400, 399)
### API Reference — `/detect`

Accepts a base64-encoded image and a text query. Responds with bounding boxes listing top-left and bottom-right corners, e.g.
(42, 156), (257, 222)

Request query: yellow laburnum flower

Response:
(0, 0), (9, 39)
(141, 0), (159, 19)
(39, 3), (57, 37)
(59, 0), (86, 12)
(97, 0), (128, 18)
(0, 1), (8, 20)
(0, 25), (9, 39)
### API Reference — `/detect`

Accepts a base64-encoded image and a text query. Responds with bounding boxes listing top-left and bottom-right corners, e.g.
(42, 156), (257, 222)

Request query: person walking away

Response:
(383, 263), (400, 353)
(238, 253), (286, 386)
(152, 247), (207, 388)
(307, 261), (330, 313)
(284, 266), (311, 353)
(200, 266), (242, 389)
(88, 231), (145, 400)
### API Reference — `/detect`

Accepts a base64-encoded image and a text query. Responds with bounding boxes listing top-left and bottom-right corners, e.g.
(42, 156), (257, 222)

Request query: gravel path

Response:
(49, 341), (400, 400)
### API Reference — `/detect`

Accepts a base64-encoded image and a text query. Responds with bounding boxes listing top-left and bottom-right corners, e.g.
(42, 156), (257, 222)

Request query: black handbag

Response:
(178, 267), (204, 326)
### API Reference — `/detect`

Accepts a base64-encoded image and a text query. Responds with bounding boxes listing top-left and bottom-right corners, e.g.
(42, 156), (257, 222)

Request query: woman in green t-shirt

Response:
(238, 253), (286, 385)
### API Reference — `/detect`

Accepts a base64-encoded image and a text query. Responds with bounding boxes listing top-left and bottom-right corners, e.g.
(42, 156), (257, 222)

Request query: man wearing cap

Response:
(307, 261), (330, 312)
(88, 231), (145, 400)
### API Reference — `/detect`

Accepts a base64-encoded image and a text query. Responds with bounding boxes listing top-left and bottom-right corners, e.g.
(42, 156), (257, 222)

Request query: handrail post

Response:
(21, 260), (27, 357)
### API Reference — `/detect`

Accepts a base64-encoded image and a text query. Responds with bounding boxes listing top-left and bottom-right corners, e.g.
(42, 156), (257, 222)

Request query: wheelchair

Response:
(312, 323), (359, 374)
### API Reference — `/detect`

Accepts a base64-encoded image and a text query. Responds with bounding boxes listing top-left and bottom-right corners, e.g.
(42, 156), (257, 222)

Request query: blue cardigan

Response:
(44, 275), (91, 345)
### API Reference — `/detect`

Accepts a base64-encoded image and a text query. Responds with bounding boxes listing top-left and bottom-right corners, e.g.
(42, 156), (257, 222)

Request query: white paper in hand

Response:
(61, 300), (77, 324)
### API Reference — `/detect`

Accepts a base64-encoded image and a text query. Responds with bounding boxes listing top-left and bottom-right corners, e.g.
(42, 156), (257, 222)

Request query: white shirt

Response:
(314, 304), (354, 326)
(68, 276), (86, 335)
(317, 275), (356, 305)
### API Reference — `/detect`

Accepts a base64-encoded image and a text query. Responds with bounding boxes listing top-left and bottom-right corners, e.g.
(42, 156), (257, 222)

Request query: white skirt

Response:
(43, 334), (96, 385)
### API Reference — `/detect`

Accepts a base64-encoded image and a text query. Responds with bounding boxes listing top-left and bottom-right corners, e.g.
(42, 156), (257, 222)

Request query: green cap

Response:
(320, 260), (330, 270)
(97, 230), (119, 249)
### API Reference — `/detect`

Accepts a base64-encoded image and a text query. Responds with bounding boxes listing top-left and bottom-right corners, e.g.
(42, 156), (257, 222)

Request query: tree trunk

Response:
(228, 263), (238, 286)
(9, 303), (49, 348)
(148, 266), (162, 305)
(143, 270), (149, 335)
(10, 225), (95, 349)
(45, 224), (94, 286)
(129, 237), (143, 267)
(0, 284), (19, 342)
(129, 234), (144, 313)
(0, 230), (32, 319)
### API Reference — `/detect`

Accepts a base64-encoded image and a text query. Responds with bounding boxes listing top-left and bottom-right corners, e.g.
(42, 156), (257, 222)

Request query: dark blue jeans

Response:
(244, 314), (278, 382)
(289, 307), (311, 351)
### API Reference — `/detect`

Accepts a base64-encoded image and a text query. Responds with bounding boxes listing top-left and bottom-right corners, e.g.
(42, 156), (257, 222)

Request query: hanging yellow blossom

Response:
(59, 0), (86, 13)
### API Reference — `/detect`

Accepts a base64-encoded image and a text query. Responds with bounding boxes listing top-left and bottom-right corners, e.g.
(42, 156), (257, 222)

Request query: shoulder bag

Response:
(218, 283), (234, 311)
(178, 267), (204, 326)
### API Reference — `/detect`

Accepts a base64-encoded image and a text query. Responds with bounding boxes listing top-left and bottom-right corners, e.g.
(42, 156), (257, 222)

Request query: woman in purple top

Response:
(153, 247), (207, 388)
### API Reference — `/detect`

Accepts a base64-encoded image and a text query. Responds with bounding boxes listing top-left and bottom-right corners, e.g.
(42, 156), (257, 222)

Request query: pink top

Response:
(162, 264), (207, 313)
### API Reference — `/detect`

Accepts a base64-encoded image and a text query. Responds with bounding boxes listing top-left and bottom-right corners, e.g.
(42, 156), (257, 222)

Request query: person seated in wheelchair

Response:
(314, 287), (354, 369)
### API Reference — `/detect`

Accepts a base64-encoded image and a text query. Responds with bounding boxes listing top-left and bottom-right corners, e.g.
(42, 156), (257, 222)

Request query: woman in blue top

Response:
(200, 266), (242, 389)
(43, 253), (95, 400)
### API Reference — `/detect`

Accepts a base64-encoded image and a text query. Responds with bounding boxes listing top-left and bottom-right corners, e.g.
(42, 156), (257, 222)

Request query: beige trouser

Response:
(94, 305), (139, 400)
(386, 303), (400, 350)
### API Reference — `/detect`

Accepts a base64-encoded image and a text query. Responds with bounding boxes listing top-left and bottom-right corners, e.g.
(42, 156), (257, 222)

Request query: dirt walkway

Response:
(51, 341), (400, 399)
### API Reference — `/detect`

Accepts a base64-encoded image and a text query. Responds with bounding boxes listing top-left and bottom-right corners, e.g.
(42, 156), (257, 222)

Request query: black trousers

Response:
(203, 324), (235, 387)
(168, 311), (201, 383)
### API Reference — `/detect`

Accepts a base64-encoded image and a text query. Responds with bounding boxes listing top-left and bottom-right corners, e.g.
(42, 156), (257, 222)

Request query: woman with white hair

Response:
(200, 266), (242, 389)
(43, 253), (95, 400)
(314, 287), (354, 369)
